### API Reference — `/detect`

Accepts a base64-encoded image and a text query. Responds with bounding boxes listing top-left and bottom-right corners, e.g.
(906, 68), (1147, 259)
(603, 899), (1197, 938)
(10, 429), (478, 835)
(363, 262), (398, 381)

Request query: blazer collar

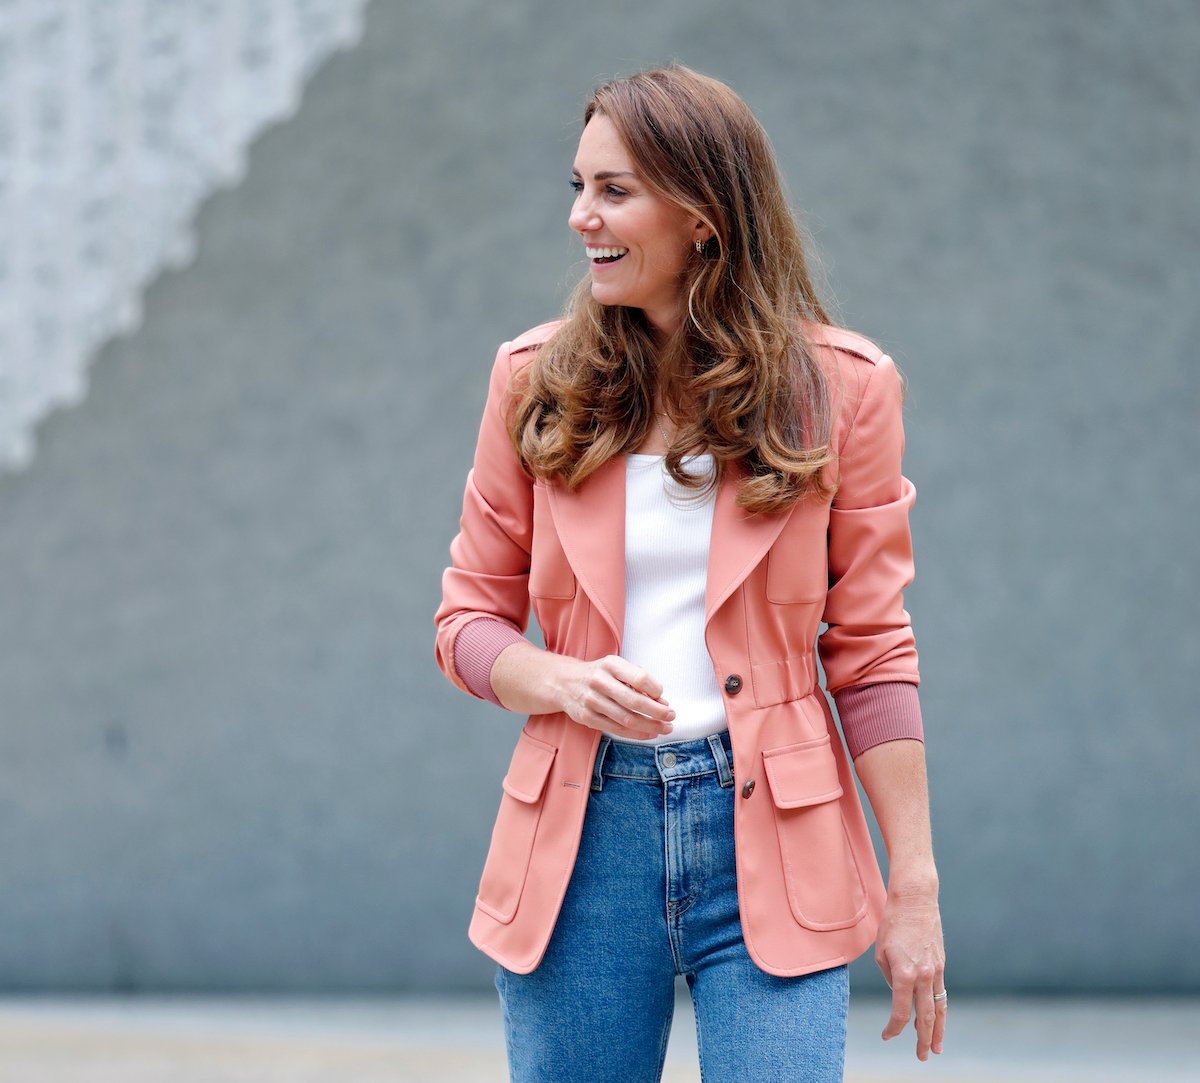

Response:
(546, 456), (791, 648)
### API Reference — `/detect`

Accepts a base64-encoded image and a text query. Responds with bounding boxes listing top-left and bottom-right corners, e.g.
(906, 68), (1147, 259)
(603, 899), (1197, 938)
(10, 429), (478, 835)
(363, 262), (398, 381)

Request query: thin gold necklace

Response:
(654, 412), (671, 448)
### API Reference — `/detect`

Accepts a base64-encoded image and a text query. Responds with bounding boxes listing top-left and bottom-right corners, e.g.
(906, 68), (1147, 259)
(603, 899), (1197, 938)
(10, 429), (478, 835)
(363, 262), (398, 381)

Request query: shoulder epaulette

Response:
(509, 319), (565, 356)
(804, 323), (886, 365)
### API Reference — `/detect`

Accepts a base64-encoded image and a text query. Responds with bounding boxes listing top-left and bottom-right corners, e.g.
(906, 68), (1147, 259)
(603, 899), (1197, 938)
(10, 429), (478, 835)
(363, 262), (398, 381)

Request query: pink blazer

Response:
(434, 319), (920, 977)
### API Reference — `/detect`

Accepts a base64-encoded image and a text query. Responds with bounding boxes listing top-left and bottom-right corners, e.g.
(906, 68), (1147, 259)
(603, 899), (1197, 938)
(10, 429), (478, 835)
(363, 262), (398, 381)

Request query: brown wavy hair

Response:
(510, 64), (836, 513)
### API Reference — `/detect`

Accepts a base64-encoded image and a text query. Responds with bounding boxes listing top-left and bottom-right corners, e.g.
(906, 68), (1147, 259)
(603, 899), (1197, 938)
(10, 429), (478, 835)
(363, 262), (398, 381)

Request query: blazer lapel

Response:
(548, 456), (795, 649)
(706, 462), (792, 623)
(546, 455), (626, 647)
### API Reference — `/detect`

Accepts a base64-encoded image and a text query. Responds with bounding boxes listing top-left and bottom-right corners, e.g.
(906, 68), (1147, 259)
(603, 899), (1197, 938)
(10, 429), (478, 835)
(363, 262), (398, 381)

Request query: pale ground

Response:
(0, 990), (1194, 1082)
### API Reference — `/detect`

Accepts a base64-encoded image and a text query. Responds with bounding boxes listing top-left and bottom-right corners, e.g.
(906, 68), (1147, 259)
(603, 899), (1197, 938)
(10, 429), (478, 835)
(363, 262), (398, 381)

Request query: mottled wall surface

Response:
(1, 0), (1196, 992)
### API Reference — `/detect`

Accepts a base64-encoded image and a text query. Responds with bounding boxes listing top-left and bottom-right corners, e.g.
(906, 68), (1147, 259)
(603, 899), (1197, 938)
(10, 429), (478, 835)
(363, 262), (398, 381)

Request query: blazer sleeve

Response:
(818, 353), (921, 696)
(433, 341), (534, 699)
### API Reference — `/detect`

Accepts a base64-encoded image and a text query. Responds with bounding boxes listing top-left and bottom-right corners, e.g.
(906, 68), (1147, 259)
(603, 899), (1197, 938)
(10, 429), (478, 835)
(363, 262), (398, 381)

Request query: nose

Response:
(568, 191), (601, 235)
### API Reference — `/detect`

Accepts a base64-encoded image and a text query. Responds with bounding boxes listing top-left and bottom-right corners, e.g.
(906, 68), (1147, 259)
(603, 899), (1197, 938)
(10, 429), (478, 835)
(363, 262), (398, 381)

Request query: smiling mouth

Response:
(586, 246), (628, 264)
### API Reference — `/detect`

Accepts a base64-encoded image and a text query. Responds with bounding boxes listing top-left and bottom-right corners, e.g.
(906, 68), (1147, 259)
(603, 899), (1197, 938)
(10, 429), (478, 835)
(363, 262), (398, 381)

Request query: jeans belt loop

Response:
(707, 732), (735, 788)
(590, 734), (612, 792)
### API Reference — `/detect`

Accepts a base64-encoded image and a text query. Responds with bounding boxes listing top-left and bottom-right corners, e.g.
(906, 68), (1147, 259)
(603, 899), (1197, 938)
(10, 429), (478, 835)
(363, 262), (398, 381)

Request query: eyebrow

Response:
(571, 168), (637, 181)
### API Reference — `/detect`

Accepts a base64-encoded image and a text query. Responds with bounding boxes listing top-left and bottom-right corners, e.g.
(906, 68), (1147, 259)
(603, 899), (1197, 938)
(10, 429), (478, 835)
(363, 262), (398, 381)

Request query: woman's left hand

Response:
(874, 886), (946, 1060)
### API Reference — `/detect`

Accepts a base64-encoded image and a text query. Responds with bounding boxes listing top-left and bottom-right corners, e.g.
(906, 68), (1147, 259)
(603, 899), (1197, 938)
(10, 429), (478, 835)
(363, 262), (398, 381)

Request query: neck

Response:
(641, 304), (681, 344)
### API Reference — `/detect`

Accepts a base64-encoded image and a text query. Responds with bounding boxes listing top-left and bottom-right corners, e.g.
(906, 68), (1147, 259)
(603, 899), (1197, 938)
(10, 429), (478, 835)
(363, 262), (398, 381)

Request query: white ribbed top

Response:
(609, 454), (727, 746)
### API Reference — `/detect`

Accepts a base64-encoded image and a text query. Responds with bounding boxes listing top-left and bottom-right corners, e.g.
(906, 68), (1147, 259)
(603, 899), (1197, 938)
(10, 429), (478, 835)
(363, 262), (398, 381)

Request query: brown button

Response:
(724, 674), (743, 695)
(741, 779), (755, 798)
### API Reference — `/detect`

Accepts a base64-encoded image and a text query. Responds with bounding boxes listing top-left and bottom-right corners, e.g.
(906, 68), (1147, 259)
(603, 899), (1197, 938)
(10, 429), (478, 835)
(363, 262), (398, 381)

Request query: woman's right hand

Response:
(490, 642), (674, 739)
(559, 654), (675, 740)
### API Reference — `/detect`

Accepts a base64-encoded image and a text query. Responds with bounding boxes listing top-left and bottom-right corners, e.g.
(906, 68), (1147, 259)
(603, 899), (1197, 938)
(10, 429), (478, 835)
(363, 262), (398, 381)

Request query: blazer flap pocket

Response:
(763, 735), (843, 809)
(501, 731), (557, 803)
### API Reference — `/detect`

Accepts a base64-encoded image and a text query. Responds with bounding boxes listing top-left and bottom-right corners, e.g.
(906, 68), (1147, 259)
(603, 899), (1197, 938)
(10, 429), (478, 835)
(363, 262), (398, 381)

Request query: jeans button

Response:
(661, 751), (677, 768)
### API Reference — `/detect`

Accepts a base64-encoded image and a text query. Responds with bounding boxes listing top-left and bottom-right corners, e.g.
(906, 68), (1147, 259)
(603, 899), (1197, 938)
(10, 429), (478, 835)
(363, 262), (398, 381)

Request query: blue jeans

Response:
(494, 730), (848, 1082)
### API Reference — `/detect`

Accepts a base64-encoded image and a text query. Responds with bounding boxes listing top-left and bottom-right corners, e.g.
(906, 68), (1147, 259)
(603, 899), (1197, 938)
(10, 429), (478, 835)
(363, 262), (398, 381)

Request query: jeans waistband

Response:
(591, 730), (735, 792)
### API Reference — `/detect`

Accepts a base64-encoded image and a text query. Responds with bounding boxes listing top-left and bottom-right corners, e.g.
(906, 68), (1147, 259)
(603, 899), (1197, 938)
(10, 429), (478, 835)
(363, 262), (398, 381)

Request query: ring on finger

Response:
(932, 990), (948, 1002)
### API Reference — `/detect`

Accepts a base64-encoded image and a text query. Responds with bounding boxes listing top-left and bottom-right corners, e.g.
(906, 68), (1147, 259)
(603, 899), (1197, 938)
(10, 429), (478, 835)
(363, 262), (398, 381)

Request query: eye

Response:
(569, 179), (584, 194)
(605, 185), (628, 198)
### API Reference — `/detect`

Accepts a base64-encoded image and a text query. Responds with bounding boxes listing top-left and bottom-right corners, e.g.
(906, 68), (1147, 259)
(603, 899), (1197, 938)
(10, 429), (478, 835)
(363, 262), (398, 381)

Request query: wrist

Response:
(886, 865), (939, 900)
(544, 652), (585, 710)
(491, 641), (573, 715)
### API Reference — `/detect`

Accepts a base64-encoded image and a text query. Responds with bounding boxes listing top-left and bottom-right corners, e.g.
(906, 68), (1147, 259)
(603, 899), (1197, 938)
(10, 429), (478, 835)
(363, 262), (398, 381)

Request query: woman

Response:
(435, 64), (945, 1082)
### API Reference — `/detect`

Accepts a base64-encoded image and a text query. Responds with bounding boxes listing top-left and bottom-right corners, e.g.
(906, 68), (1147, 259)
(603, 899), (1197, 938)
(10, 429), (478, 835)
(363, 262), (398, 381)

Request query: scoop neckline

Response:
(628, 451), (713, 459)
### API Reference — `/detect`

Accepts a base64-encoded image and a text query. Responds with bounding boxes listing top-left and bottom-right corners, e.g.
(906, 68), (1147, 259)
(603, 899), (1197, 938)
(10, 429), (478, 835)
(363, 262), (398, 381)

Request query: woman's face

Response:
(568, 114), (705, 336)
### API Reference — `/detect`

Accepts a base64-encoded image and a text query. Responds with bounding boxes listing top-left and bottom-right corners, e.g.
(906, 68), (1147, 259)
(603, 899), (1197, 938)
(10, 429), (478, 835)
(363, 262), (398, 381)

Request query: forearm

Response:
(489, 639), (583, 715)
(853, 738), (938, 895)
(489, 640), (676, 740)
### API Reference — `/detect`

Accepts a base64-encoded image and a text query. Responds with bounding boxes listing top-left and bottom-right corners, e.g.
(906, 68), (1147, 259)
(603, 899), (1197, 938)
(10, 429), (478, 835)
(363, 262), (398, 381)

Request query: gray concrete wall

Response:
(1, 0), (1197, 992)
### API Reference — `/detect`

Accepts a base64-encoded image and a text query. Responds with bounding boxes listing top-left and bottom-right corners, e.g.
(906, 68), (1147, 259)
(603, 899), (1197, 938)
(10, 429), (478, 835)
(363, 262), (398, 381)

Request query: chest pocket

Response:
(765, 503), (830, 604)
(528, 487), (576, 600)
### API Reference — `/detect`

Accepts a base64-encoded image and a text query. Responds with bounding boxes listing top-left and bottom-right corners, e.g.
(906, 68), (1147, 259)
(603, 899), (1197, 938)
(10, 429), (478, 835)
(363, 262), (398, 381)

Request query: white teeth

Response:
(586, 246), (628, 259)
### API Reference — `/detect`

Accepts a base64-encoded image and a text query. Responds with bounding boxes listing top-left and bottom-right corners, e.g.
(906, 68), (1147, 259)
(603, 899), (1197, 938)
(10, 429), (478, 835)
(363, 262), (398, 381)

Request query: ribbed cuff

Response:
(833, 681), (924, 759)
(452, 618), (528, 707)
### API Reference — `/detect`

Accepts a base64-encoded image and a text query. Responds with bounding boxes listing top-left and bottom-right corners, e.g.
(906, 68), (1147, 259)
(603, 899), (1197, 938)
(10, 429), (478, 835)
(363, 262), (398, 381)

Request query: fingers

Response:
(573, 686), (665, 738)
(875, 948), (892, 994)
(932, 971), (947, 1055)
(602, 656), (666, 703)
(912, 969), (937, 1061)
(881, 970), (912, 1042)
(880, 960), (946, 1061)
(574, 657), (674, 738)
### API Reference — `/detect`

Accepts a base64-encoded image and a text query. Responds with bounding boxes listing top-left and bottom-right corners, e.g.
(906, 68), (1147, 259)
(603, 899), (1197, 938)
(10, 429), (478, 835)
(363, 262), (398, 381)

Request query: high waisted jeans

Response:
(494, 730), (848, 1082)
